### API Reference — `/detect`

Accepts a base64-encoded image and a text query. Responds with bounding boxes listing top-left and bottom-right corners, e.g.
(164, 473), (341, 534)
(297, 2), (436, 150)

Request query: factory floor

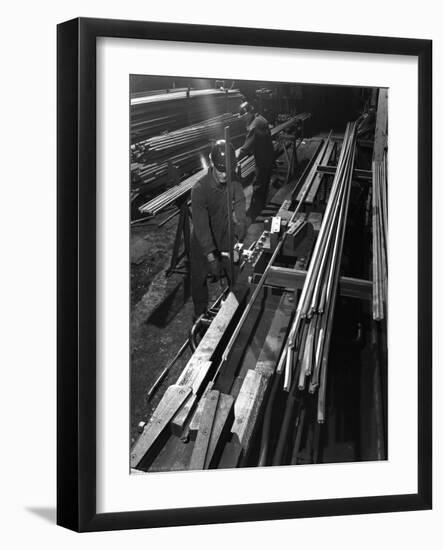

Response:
(129, 140), (319, 444)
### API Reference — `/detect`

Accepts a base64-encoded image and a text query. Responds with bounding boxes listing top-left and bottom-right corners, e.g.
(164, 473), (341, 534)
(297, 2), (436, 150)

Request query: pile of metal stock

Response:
(132, 113), (246, 195)
(138, 170), (203, 217)
(137, 112), (311, 217)
(131, 87), (244, 144)
(279, 122), (357, 424)
(218, 122), (355, 441)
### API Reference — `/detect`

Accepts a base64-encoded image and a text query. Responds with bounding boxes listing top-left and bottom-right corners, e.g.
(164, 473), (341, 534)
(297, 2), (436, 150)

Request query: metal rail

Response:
(225, 126), (236, 286)
(280, 122), (357, 417)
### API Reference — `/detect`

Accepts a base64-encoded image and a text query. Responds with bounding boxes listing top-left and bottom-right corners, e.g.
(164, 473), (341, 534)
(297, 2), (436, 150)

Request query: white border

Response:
(97, 37), (418, 513)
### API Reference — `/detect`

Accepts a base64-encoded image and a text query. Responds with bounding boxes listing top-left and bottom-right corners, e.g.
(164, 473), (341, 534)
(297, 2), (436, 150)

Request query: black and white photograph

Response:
(0, 0), (437, 543)
(129, 75), (388, 472)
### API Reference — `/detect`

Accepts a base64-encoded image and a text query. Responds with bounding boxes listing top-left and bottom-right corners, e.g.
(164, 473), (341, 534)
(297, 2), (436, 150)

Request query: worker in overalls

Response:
(190, 139), (247, 318)
(237, 101), (275, 218)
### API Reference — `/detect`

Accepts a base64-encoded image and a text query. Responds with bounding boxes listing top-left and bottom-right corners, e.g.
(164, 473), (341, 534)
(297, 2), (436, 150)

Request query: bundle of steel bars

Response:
(130, 88), (244, 144)
(277, 121), (358, 423)
(132, 113), (245, 162)
(138, 113), (310, 216)
(138, 170), (205, 216)
(132, 114), (246, 194)
(372, 152), (388, 320)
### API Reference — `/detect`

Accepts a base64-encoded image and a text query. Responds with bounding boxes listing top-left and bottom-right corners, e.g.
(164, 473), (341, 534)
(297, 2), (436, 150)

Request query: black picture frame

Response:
(57, 17), (432, 532)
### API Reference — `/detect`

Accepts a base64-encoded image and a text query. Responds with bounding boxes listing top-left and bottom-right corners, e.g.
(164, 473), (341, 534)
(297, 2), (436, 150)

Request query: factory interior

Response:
(130, 76), (388, 472)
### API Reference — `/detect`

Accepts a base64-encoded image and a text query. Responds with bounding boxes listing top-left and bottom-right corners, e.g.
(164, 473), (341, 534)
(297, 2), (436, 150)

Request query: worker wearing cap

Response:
(237, 101), (275, 217)
(190, 139), (247, 317)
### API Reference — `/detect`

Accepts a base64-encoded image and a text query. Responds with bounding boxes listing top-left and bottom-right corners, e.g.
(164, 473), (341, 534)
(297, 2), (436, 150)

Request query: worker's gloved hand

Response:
(207, 252), (222, 281)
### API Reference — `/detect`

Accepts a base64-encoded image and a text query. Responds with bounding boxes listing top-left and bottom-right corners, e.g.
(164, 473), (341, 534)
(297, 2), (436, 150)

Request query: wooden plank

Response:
(170, 291), (239, 435)
(205, 393), (235, 468)
(189, 390), (220, 470)
(130, 384), (192, 468)
(176, 358), (212, 394)
(231, 370), (267, 452)
(218, 437), (243, 469)
(228, 291), (295, 462)
(180, 292), (239, 367)
(188, 381), (215, 439)
(373, 89), (388, 162)
(148, 431), (195, 473)
(170, 392), (198, 437)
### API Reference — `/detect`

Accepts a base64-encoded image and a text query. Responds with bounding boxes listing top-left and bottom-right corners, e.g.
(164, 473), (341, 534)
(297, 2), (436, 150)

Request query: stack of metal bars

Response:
(276, 121), (357, 423)
(133, 113), (246, 192)
(138, 170), (205, 216)
(130, 88), (245, 143)
(138, 113), (310, 217)
(133, 113), (245, 162)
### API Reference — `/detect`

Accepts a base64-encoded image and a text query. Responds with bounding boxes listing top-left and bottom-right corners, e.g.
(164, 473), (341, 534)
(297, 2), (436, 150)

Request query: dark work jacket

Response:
(239, 114), (274, 167)
(191, 169), (247, 256)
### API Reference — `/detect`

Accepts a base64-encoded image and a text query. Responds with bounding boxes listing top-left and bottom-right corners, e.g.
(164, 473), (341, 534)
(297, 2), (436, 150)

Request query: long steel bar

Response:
(224, 126), (236, 286)
(310, 135), (356, 399)
(302, 126), (355, 316)
(145, 338), (190, 401)
(284, 124), (354, 363)
(316, 129), (356, 419)
(283, 122), (357, 391)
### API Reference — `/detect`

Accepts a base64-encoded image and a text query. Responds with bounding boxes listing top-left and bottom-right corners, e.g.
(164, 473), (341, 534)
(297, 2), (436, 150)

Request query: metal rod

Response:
(316, 129), (356, 423)
(145, 338), (190, 401)
(283, 122), (357, 394)
(287, 123), (354, 343)
(224, 126), (236, 287)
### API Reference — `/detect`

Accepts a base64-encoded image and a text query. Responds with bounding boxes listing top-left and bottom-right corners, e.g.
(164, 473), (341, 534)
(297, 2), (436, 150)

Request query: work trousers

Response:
(190, 236), (233, 317)
(248, 161), (273, 218)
